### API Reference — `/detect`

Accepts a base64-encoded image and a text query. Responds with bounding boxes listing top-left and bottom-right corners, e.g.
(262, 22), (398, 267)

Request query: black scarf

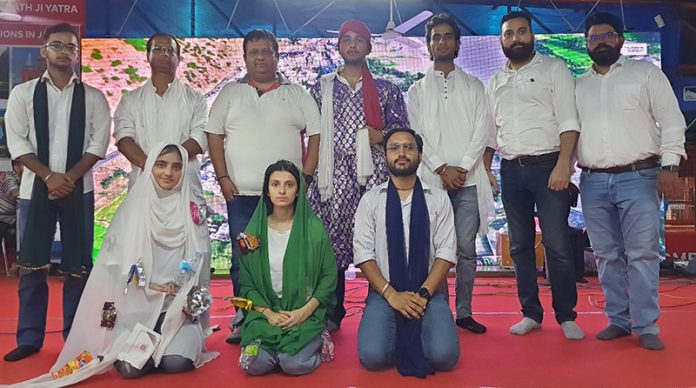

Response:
(385, 178), (434, 378)
(19, 78), (88, 275)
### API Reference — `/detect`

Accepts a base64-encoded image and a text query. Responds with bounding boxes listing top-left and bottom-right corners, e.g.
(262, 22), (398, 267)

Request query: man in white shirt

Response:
(4, 23), (111, 362)
(408, 13), (494, 334)
(486, 11), (583, 340)
(114, 33), (207, 193)
(354, 128), (459, 377)
(575, 12), (686, 350)
(206, 29), (321, 343)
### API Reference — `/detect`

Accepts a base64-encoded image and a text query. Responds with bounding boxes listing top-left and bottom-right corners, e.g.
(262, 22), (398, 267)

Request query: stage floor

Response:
(1, 276), (696, 387)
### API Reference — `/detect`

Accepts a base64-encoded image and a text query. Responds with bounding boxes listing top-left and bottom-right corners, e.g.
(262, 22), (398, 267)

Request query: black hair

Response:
(424, 13), (461, 60)
(42, 23), (79, 44)
(146, 32), (182, 58)
(382, 128), (424, 153)
(585, 12), (625, 37)
(501, 11), (533, 30)
(158, 144), (182, 158)
(262, 160), (301, 214)
(243, 29), (279, 58)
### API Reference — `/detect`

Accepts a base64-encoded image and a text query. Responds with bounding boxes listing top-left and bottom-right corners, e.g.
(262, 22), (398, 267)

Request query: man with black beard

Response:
(353, 128), (459, 376)
(575, 12), (686, 350)
(486, 11), (584, 340)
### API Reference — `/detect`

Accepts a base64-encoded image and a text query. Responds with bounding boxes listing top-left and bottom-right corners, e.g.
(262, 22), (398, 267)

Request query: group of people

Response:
(1, 8), (685, 385)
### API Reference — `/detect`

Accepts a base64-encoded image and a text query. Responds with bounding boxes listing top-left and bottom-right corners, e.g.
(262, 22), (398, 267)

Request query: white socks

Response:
(560, 321), (585, 340)
(509, 317), (541, 335)
(508, 318), (585, 340)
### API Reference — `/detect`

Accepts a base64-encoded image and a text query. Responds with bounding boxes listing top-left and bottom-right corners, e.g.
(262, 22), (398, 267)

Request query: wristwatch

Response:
(417, 287), (431, 301)
(661, 165), (679, 173)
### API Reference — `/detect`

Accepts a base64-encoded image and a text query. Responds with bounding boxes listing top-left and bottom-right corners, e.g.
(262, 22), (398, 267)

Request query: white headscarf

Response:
(13, 143), (218, 387)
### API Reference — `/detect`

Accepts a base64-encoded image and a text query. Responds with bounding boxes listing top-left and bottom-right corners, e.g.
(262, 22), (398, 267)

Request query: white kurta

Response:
(114, 79), (208, 194)
(408, 66), (495, 236)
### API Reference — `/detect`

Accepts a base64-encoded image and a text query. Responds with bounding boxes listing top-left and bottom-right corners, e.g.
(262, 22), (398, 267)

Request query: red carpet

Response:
(1, 276), (696, 387)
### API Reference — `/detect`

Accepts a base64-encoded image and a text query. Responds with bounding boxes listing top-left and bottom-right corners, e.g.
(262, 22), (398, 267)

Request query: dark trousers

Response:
(226, 195), (259, 327)
(328, 269), (346, 327)
(226, 195), (260, 297)
(16, 192), (94, 348)
(500, 158), (578, 324)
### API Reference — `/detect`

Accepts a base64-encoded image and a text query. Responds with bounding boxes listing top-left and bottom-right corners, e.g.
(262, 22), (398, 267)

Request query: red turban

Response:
(337, 20), (383, 130)
(338, 19), (372, 47)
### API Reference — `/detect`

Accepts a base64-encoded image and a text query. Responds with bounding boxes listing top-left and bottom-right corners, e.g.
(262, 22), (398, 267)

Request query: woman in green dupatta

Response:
(239, 160), (337, 376)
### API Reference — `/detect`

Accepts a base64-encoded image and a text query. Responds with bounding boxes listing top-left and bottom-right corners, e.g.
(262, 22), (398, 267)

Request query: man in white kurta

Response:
(408, 13), (494, 335)
(114, 33), (208, 195)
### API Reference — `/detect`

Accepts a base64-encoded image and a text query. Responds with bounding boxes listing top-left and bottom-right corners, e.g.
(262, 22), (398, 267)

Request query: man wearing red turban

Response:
(307, 19), (408, 331)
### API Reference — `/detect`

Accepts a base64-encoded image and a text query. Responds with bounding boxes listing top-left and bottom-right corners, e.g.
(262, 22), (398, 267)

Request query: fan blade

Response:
(394, 35), (423, 48)
(393, 10), (433, 34)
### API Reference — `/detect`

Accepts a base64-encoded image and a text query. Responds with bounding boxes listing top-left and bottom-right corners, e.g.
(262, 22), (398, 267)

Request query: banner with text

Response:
(0, 0), (86, 46)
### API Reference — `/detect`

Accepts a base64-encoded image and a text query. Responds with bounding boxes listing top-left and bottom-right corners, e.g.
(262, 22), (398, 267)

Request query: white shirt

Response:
(5, 72), (111, 199)
(487, 53), (580, 160)
(205, 74), (321, 196)
(268, 226), (291, 297)
(408, 67), (493, 187)
(113, 79), (208, 187)
(575, 56), (686, 168)
(353, 181), (457, 281)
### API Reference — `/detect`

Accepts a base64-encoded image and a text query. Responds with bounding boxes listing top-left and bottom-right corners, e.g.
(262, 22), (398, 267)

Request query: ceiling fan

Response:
(328, 0), (432, 48)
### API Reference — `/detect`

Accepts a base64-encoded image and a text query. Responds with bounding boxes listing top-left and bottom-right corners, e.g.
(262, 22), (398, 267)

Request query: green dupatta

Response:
(240, 182), (337, 356)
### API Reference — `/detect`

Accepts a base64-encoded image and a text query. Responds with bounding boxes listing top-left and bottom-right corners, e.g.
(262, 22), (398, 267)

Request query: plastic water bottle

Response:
(345, 264), (356, 281)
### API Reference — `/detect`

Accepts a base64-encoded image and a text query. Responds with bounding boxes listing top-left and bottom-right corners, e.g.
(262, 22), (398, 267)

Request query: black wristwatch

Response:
(417, 287), (431, 301)
(303, 173), (314, 185)
(661, 165), (679, 173)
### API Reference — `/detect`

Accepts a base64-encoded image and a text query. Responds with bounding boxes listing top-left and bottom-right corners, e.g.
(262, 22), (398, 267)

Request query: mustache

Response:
(594, 44), (614, 51)
(510, 42), (530, 49)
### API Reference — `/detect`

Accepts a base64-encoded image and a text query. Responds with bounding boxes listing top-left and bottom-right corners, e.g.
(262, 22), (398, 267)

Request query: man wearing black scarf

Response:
(354, 128), (459, 378)
(4, 23), (111, 362)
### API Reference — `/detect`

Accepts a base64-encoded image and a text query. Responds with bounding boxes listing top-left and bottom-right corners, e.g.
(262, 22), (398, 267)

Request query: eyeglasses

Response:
(247, 48), (276, 58)
(45, 41), (79, 54)
(587, 32), (620, 43)
(431, 33), (456, 43)
(151, 45), (176, 56)
(386, 143), (418, 153)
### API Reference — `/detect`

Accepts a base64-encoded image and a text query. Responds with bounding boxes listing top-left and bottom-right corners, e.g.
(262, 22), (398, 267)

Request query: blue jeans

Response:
(16, 192), (94, 348)
(449, 186), (480, 319)
(580, 167), (661, 335)
(500, 158), (577, 324)
(357, 290), (460, 371)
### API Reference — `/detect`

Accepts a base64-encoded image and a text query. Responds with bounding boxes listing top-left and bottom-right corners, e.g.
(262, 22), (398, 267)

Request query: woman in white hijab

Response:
(12, 143), (218, 387)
